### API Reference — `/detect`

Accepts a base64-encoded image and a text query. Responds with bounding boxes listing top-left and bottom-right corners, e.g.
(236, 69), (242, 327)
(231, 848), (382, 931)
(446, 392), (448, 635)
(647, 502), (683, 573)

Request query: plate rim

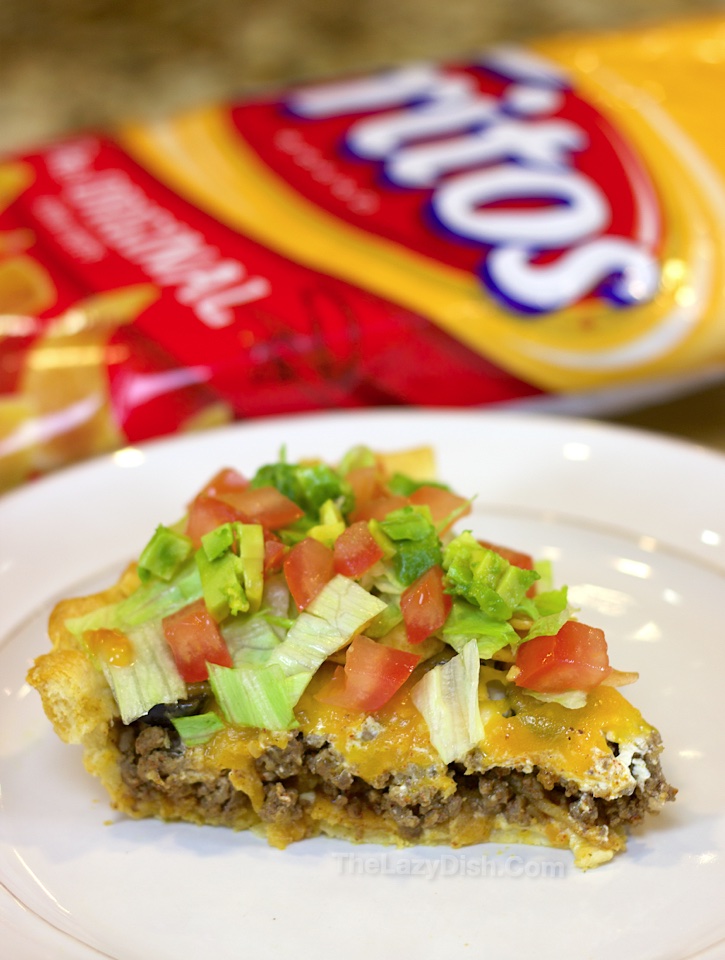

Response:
(3, 406), (725, 511)
(1, 407), (725, 960)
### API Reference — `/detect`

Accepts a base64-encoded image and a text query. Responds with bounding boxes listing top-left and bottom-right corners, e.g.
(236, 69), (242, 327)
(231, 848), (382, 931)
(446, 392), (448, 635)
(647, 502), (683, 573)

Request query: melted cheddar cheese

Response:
(292, 663), (652, 800)
(296, 665), (448, 789)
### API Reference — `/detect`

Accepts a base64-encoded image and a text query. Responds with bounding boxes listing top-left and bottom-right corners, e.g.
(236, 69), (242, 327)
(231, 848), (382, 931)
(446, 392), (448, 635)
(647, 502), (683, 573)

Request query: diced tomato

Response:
(345, 465), (384, 511)
(409, 486), (471, 532)
(351, 494), (410, 523)
(162, 599), (233, 683)
(186, 495), (242, 547)
(333, 521), (384, 578)
(284, 537), (335, 610)
(264, 535), (287, 573)
(217, 485), (304, 529)
(478, 539), (534, 570)
(192, 467), (248, 502)
(514, 620), (612, 693)
(315, 635), (420, 712)
(400, 565), (452, 645)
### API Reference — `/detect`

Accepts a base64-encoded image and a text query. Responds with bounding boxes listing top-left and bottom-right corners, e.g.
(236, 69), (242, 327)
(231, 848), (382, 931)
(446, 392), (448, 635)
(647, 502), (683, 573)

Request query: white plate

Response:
(1, 409), (724, 960)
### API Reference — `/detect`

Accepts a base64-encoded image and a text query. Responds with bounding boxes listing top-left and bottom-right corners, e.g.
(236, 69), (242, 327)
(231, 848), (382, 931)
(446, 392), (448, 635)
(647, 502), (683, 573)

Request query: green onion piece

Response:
(171, 712), (225, 744)
(307, 499), (346, 546)
(367, 520), (396, 559)
(411, 640), (484, 764)
(195, 547), (248, 622)
(137, 525), (193, 583)
(235, 523), (265, 612)
(263, 613), (295, 631)
(201, 522), (235, 562)
(208, 662), (298, 730)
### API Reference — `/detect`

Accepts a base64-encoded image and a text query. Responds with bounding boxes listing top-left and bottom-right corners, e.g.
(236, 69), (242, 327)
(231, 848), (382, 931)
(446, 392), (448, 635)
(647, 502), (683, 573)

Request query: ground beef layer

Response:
(115, 718), (676, 866)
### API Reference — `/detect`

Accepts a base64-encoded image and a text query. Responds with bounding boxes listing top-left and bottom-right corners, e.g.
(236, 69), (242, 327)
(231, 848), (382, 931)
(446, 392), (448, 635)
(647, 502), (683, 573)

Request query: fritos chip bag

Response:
(2, 14), (725, 490)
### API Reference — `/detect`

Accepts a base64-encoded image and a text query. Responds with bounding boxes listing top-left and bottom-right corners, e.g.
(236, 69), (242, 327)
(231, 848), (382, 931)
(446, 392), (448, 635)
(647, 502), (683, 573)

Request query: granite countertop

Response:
(3, 0), (725, 452)
(4, 0), (725, 150)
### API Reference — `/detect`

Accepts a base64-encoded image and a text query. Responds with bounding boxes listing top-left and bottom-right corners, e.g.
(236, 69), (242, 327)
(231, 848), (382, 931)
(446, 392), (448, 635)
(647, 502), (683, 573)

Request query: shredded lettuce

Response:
(442, 531), (539, 621)
(65, 559), (203, 639)
(296, 464), (351, 515)
(442, 599), (518, 658)
(521, 609), (571, 643)
(222, 613), (281, 666)
(250, 460), (352, 518)
(533, 558), (554, 592)
(531, 586), (569, 618)
(171, 712), (225, 744)
(208, 662), (298, 730)
(261, 574), (292, 621)
(411, 640), (484, 764)
(525, 689), (588, 709)
(102, 619), (187, 724)
(386, 473), (449, 497)
(365, 600), (403, 639)
(337, 445), (376, 476)
(267, 575), (386, 704)
(379, 504), (434, 541)
(73, 447), (587, 741)
(119, 560), (203, 627)
(249, 461), (299, 503)
(379, 506), (442, 586)
(513, 587), (573, 644)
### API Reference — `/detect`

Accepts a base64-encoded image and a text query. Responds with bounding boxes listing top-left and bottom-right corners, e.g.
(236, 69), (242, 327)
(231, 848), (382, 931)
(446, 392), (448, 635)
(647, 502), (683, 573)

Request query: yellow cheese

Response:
(293, 664), (652, 798)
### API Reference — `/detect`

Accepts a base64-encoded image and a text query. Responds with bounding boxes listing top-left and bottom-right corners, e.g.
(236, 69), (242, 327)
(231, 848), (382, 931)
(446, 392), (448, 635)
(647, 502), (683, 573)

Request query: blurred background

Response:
(3, 0), (725, 149)
(3, 0), (725, 458)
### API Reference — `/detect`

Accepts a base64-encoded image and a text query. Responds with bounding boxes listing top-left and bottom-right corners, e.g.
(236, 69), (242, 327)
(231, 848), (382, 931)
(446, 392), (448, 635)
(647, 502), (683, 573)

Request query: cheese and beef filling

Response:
(28, 446), (676, 870)
(112, 667), (674, 866)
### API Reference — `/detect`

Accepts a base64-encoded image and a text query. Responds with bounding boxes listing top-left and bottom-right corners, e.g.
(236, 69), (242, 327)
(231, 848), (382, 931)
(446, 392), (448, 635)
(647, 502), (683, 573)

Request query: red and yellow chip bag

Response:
(3, 14), (725, 490)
